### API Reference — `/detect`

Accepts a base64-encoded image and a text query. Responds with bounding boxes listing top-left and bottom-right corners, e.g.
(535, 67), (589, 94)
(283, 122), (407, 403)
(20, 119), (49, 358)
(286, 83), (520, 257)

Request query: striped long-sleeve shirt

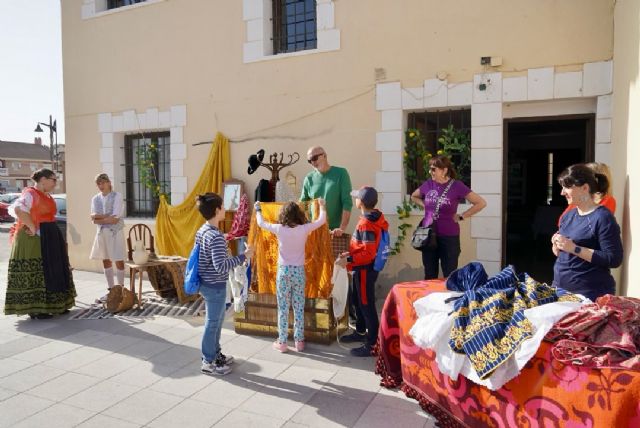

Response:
(195, 223), (246, 287)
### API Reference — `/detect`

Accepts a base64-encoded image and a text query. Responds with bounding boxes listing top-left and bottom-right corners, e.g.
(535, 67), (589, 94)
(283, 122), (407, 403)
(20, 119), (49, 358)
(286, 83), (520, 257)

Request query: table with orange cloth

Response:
(374, 280), (640, 428)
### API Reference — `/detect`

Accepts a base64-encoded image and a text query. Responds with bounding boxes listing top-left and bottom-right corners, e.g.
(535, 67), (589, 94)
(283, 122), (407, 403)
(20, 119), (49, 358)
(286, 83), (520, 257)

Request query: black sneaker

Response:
(215, 352), (234, 366)
(350, 344), (372, 357)
(340, 332), (367, 343)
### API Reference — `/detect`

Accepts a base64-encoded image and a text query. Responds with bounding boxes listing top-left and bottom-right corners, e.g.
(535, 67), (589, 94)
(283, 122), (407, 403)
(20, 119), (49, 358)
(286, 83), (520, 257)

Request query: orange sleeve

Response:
(557, 204), (574, 227)
(601, 195), (616, 214)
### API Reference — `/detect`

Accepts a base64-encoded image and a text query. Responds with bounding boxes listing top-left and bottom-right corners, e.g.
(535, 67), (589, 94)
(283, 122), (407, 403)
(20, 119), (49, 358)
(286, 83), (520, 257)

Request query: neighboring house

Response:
(0, 139), (65, 193)
(61, 0), (640, 296)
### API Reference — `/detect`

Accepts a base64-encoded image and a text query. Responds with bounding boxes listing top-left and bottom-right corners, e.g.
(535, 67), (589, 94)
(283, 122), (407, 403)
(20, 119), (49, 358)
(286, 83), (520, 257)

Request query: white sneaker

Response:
(201, 361), (231, 376)
(95, 293), (108, 304)
(216, 353), (234, 366)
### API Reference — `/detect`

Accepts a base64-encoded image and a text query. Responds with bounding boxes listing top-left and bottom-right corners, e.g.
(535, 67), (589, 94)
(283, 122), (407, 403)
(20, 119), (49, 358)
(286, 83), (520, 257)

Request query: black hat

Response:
(257, 149), (265, 162)
(247, 154), (261, 175)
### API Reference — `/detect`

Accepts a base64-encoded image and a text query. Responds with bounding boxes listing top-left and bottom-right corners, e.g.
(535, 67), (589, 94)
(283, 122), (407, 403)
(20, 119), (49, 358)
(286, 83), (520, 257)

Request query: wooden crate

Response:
(234, 293), (348, 344)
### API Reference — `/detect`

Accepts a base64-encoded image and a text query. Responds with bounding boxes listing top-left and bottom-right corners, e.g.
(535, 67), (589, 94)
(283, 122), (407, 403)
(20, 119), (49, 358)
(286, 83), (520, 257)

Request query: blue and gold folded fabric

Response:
(446, 262), (581, 379)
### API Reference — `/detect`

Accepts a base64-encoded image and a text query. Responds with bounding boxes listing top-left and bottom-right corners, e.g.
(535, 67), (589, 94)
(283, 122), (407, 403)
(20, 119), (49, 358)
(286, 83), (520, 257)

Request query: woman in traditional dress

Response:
(4, 168), (76, 319)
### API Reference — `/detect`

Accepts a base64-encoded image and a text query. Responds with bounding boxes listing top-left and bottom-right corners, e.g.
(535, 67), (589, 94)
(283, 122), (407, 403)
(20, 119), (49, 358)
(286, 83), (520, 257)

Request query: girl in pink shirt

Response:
(255, 199), (326, 352)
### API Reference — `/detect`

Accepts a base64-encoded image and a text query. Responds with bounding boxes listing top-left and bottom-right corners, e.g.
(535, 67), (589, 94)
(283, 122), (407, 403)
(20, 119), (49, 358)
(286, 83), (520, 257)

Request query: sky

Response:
(0, 0), (65, 146)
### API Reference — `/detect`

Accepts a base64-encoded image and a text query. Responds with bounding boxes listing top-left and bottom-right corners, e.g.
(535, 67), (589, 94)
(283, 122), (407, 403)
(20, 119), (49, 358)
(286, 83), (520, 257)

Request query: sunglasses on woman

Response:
(307, 153), (325, 164)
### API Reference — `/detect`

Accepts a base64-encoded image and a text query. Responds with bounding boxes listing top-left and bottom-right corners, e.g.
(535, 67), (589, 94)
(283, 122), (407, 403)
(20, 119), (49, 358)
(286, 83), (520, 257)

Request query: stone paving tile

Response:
(109, 360), (181, 388)
(12, 402), (94, 428)
(0, 336), (50, 358)
(57, 328), (114, 346)
(42, 346), (113, 371)
(27, 372), (100, 402)
(116, 337), (176, 360)
(11, 340), (82, 363)
(61, 379), (142, 412)
(0, 362), (66, 393)
(146, 343), (201, 367)
(213, 409), (286, 427)
(0, 393), (55, 428)
(0, 387), (18, 403)
(75, 414), (142, 428)
(192, 377), (258, 408)
(0, 357), (33, 379)
(149, 365), (215, 397)
(101, 388), (184, 426)
(147, 398), (233, 428)
(353, 402), (434, 428)
(71, 352), (141, 379)
(289, 390), (371, 428)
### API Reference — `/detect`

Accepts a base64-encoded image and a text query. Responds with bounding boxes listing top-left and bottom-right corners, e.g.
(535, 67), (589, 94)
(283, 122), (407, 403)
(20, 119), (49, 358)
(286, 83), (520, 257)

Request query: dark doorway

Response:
(503, 115), (595, 283)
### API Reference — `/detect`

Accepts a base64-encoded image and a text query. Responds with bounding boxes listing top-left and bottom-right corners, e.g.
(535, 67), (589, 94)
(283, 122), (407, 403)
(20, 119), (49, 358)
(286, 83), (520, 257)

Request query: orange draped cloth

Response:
(247, 200), (334, 298)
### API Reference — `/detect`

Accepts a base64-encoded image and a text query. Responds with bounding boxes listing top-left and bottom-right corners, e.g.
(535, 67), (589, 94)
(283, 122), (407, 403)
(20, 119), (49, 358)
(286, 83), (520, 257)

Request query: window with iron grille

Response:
(107, 0), (146, 10)
(272, 0), (317, 54)
(124, 132), (170, 217)
(406, 109), (471, 192)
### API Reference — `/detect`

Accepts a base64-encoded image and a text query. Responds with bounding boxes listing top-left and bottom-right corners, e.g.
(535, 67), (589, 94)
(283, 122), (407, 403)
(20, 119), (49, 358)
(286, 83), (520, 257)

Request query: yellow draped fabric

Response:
(248, 201), (334, 298)
(156, 132), (231, 257)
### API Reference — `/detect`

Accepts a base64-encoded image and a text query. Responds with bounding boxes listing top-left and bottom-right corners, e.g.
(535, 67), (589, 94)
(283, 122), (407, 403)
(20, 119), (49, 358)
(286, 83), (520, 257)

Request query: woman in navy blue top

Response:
(551, 164), (623, 301)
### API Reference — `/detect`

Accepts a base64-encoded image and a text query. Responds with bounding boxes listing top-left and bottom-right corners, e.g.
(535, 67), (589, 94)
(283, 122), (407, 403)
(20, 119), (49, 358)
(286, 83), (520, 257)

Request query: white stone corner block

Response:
(583, 61), (613, 97)
(476, 238), (502, 262)
(171, 192), (185, 205)
(123, 110), (137, 131)
(98, 113), (112, 133)
(595, 142), (612, 166)
(375, 131), (403, 152)
(171, 176), (188, 194)
(111, 115), (124, 132)
(381, 109), (403, 131)
(136, 113), (147, 130)
(596, 118), (612, 143)
(243, 41), (264, 63)
(479, 261), (501, 276)
(81, 3), (95, 19)
(99, 147), (113, 163)
(317, 29), (340, 51)
(502, 76), (527, 102)
(170, 160), (184, 177)
(448, 82), (473, 107)
(376, 82), (402, 111)
(170, 127), (184, 144)
(402, 87), (424, 110)
(554, 71), (583, 99)
(380, 192), (402, 215)
(471, 148), (503, 172)
(474, 194), (502, 217)
(316, 2), (335, 30)
(597, 95), (612, 119)
(158, 111), (171, 128)
(375, 171), (402, 193)
(146, 108), (159, 129)
(424, 79), (448, 108)
(471, 103), (502, 127)
(471, 125), (502, 149)
(473, 72), (502, 103)
(470, 171), (502, 194)
(246, 18), (264, 42)
(170, 105), (187, 127)
(101, 133), (115, 148)
(471, 216), (502, 240)
(170, 143), (187, 160)
(102, 162), (115, 179)
(242, 0), (263, 21)
(527, 67), (554, 100)
(381, 151), (402, 172)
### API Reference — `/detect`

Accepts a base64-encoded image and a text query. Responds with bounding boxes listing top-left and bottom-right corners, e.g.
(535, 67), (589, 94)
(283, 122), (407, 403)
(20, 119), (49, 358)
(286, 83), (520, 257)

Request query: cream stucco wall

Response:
(62, 0), (615, 287)
(613, 0), (640, 297)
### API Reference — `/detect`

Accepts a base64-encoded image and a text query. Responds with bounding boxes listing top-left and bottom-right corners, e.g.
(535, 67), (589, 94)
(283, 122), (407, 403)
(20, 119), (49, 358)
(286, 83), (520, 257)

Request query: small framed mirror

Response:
(222, 180), (244, 211)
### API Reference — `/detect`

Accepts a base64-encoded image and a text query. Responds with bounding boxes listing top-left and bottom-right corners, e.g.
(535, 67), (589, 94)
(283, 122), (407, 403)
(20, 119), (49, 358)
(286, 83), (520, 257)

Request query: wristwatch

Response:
(574, 246), (582, 255)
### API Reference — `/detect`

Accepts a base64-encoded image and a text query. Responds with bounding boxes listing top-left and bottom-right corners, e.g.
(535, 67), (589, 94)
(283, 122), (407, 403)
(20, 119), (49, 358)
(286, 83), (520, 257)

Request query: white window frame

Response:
(243, 0), (339, 63)
(81, 0), (165, 20)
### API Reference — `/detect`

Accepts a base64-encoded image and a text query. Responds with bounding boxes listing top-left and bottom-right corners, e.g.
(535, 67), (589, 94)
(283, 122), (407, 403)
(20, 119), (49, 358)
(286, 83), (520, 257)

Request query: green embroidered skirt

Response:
(4, 227), (76, 315)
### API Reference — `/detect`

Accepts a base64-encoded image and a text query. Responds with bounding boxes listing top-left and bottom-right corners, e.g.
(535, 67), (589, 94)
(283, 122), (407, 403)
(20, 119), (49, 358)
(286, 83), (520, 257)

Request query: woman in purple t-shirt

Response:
(410, 155), (486, 279)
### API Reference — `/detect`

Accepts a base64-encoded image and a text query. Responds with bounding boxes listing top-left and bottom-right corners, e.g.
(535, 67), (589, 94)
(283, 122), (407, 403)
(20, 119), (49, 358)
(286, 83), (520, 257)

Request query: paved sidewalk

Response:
(0, 236), (435, 427)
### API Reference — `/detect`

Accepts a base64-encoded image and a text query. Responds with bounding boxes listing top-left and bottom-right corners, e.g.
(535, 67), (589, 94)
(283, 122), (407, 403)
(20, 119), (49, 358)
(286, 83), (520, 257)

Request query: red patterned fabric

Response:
(546, 294), (640, 370)
(375, 281), (640, 428)
(226, 193), (250, 240)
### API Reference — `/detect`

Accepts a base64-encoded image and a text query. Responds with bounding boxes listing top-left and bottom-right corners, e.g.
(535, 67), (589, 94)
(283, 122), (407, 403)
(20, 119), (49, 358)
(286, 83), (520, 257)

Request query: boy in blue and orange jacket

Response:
(337, 186), (389, 357)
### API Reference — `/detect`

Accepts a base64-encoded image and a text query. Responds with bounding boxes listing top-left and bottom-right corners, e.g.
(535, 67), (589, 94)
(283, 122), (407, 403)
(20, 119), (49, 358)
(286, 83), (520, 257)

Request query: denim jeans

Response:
(421, 235), (461, 279)
(199, 284), (227, 363)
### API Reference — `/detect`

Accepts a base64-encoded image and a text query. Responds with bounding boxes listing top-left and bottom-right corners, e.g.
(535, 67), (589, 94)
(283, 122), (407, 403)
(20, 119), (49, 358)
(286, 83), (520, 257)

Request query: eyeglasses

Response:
(307, 153), (325, 164)
(429, 167), (437, 172)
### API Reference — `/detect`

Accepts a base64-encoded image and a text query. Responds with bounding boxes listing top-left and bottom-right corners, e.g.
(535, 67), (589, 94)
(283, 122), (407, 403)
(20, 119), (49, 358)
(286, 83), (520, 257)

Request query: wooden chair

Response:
(126, 223), (155, 261)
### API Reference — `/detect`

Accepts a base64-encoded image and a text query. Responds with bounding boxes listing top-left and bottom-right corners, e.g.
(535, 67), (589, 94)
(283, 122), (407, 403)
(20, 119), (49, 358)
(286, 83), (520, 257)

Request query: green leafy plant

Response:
(390, 197), (422, 256)
(135, 140), (170, 203)
(438, 124), (471, 185)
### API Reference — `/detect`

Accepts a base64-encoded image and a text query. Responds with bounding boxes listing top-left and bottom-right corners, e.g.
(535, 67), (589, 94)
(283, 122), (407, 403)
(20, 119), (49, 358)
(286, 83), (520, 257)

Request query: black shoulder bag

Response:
(411, 179), (455, 250)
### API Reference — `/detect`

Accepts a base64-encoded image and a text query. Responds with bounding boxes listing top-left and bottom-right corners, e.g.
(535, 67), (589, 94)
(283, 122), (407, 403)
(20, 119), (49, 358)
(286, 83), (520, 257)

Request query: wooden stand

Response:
(234, 293), (348, 344)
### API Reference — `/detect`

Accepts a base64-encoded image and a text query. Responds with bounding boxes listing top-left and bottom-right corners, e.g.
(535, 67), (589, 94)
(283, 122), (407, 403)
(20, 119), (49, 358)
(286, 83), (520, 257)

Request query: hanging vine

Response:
(136, 139), (171, 203)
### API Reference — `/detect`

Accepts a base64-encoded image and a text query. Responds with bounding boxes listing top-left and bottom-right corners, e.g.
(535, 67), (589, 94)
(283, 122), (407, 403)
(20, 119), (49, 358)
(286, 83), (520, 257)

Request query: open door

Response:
(503, 115), (595, 283)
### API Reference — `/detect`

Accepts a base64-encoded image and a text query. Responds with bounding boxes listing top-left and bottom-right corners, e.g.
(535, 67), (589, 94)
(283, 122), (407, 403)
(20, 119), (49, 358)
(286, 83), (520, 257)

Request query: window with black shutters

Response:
(123, 132), (170, 217)
(107, 0), (146, 10)
(272, 0), (317, 54)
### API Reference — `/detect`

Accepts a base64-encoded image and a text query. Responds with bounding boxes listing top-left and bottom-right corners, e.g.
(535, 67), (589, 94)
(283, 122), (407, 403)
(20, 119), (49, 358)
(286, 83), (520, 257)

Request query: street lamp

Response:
(34, 115), (58, 173)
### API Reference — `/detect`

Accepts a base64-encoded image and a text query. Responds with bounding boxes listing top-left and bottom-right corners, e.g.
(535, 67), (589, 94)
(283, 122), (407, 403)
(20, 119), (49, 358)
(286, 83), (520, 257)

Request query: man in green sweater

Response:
(300, 146), (353, 237)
